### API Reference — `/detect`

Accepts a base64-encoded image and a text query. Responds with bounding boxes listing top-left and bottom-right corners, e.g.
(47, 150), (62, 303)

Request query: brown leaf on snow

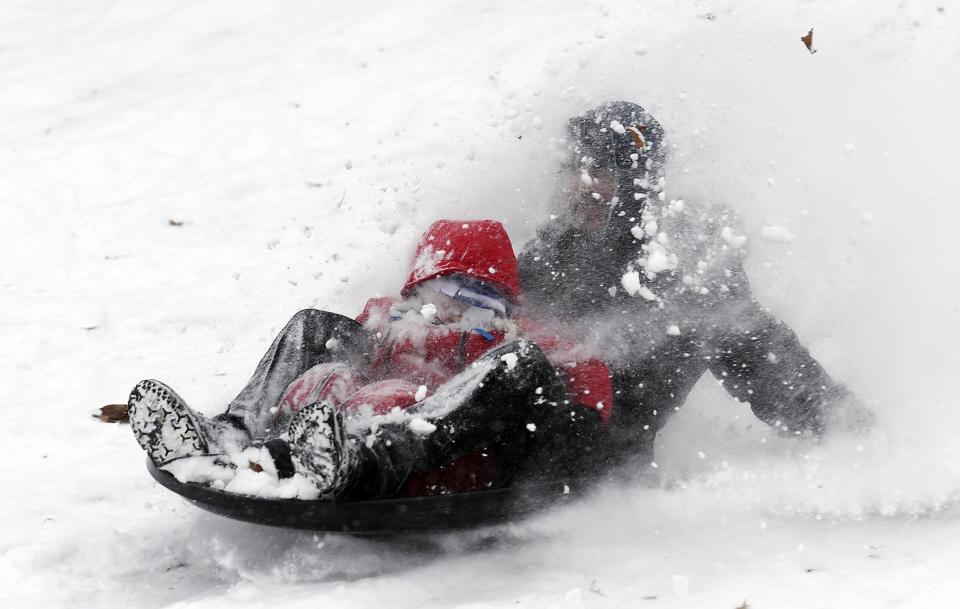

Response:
(95, 403), (129, 423)
(248, 460), (264, 473)
(735, 600), (750, 609)
(801, 28), (817, 54)
(168, 219), (185, 226)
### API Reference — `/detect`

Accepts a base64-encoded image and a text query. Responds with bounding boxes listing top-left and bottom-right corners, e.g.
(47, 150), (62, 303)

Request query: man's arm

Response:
(517, 228), (624, 320)
(704, 266), (873, 436)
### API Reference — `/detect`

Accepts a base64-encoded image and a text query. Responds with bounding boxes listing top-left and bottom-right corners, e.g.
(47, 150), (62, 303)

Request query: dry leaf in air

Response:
(801, 29), (817, 54)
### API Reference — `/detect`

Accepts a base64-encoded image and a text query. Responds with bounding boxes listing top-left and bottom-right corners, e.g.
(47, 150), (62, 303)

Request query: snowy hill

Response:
(2, 1), (959, 607)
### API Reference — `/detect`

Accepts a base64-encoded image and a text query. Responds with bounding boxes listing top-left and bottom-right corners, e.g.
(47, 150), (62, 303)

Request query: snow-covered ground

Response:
(2, 1), (959, 607)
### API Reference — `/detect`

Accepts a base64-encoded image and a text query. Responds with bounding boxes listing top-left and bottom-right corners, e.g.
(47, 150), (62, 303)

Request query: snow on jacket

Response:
(401, 219), (521, 303)
(518, 102), (867, 464)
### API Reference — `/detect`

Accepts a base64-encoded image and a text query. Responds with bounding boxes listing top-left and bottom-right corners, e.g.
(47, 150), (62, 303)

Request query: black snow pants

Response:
(225, 309), (601, 499)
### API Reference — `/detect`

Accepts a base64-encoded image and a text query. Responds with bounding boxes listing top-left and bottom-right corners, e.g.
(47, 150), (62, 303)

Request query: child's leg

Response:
(291, 339), (603, 499)
(225, 309), (374, 438)
(372, 339), (602, 492)
(274, 362), (367, 423)
(129, 379), (251, 464)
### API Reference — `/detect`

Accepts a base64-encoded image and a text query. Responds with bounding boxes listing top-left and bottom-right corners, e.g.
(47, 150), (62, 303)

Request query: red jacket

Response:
(282, 220), (612, 495)
(356, 296), (613, 423)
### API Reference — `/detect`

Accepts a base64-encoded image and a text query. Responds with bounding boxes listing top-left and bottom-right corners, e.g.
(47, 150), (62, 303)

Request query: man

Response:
(517, 101), (873, 469)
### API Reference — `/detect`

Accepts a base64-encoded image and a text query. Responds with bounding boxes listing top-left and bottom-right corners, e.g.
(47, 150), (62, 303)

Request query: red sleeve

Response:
(356, 297), (394, 325)
(516, 318), (571, 352)
(518, 318), (614, 426)
(558, 358), (613, 426)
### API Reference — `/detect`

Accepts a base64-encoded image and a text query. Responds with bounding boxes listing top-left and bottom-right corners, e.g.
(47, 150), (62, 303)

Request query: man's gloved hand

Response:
(823, 393), (877, 435)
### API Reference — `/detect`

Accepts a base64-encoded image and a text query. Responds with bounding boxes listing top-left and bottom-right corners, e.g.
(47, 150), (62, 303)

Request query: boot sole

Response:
(128, 379), (209, 464)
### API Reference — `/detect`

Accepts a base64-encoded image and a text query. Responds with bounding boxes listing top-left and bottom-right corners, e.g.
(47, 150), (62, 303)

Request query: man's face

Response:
(562, 165), (615, 233)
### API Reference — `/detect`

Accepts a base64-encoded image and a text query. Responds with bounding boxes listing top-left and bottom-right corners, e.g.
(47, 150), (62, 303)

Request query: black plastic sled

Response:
(147, 459), (582, 534)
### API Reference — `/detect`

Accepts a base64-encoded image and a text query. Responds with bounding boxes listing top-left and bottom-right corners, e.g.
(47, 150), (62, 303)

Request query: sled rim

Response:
(146, 459), (581, 533)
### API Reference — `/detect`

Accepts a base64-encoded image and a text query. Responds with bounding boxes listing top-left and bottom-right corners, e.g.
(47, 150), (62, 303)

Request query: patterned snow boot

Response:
(287, 401), (359, 496)
(128, 379), (250, 464)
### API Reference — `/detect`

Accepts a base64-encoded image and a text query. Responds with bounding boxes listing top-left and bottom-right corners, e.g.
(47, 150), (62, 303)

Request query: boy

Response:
(130, 220), (611, 499)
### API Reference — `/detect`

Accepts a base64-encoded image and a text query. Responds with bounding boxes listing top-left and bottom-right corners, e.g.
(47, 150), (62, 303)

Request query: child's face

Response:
(413, 276), (507, 325)
(430, 290), (472, 323)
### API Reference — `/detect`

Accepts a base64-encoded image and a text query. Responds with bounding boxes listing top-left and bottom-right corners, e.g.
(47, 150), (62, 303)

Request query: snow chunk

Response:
(630, 224), (645, 240)
(721, 226), (747, 249)
(420, 302), (437, 321)
(637, 286), (657, 301)
(226, 467), (319, 500)
(324, 337), (340, 351)
(760, 225), (796, 243)
(162, 456), (234, 487)
(408, 417), (436, 435)
(408, 245), (449, 283)
(621, 271), (642, 296)
(643, 248), (676, 274)
(666, 324), (681, 336)
(526, 423), (537, 432)
(501, 352), (518, 371)
(609, 120), (626, 135)
(415, 384), (428, 401)
(163, 449), (322, 500)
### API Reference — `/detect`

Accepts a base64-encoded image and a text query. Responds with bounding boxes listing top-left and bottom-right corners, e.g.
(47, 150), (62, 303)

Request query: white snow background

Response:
(2, 0), (959, 607)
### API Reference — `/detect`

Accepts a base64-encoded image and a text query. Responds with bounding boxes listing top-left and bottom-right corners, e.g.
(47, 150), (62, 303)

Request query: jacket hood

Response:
(567, 101), (667, 239)
(402, 219), (520, 303)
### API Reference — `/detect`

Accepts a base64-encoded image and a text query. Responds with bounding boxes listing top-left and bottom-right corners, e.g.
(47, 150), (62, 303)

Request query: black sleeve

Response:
(517, 229), (629, 319)
(517, 236), (550, 302)
(704, 265), (871, 436)
(516, 233), (573, 318)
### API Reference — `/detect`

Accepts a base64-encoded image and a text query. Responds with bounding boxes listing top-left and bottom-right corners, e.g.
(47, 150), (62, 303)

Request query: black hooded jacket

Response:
(518, 102), (867, 463)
